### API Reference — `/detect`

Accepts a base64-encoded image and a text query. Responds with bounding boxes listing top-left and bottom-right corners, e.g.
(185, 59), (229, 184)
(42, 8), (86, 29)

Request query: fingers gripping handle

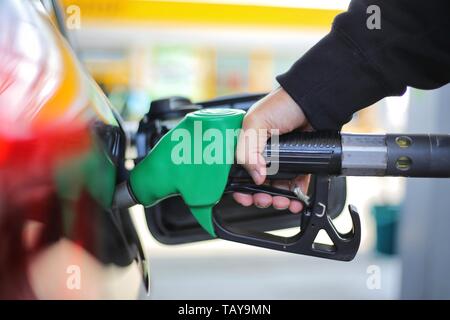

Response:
(219, 131), (361, 261)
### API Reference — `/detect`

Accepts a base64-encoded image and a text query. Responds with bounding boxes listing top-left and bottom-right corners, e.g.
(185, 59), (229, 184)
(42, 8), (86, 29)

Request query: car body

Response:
(0, 0), (145, 299)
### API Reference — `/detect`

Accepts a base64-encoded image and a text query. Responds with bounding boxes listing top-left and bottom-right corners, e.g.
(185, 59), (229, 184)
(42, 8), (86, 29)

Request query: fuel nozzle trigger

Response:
(213, 175), (361, 261)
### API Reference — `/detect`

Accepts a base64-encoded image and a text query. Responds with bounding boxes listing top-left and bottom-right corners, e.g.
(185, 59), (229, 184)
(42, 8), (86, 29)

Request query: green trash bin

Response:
(371, 205), (401, 255)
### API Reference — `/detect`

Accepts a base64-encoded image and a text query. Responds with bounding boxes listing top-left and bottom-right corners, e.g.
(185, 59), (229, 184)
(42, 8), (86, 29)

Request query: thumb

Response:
(236, 120), (270, 185)
(235, 87), (308, 186)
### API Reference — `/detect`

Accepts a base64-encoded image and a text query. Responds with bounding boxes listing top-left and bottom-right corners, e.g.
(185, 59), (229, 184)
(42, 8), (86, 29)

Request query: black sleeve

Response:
(276, 0), (450, 130)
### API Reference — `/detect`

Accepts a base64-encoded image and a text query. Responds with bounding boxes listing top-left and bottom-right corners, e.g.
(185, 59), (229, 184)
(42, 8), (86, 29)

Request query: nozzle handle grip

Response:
(265, 131), (342, 176)
(229, 131), (342, 180)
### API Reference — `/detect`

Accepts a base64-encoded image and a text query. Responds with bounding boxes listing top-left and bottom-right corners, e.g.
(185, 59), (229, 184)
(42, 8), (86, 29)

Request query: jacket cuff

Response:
(277, 29), (388, 130)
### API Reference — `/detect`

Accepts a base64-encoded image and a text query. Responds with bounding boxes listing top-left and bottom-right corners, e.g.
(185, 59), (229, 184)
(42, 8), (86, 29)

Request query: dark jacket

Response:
(277, 0), (450, 130)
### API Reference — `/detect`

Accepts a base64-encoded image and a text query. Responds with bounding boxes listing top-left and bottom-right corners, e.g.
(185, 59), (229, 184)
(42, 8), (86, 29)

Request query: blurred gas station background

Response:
(59, 0), (450, 299)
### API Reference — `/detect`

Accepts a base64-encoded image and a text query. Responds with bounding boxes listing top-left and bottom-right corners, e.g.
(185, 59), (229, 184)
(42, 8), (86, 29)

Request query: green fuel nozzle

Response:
(127, 108), (245, 236)
(114, 102), (450, 261)
(115, 108), (358, 259)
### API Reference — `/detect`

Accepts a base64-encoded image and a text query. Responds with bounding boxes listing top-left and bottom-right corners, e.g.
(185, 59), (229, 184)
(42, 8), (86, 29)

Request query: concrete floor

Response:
(144, 245), (401, 300)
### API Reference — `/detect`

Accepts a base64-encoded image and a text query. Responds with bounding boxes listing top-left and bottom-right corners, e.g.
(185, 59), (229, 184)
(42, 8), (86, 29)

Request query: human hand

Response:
(233, 87), (311, 213)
